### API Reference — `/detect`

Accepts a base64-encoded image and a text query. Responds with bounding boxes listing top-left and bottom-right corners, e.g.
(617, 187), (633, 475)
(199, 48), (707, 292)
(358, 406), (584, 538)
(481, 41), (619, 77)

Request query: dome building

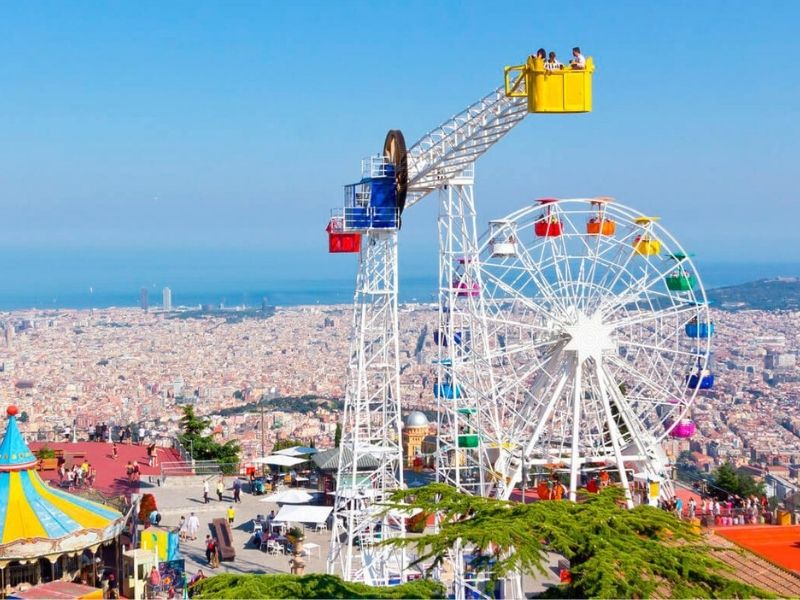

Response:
(402, 411), (430, 468)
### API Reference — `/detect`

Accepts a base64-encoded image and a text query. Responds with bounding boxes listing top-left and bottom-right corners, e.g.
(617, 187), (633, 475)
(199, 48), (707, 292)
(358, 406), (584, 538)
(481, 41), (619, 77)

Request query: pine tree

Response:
(383, 484), (770, 599)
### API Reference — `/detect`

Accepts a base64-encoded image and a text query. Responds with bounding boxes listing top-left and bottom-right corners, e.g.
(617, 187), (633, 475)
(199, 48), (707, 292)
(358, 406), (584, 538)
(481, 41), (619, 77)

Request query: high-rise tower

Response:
(140, 287), (149, 312)
(162, 287), (172, 311)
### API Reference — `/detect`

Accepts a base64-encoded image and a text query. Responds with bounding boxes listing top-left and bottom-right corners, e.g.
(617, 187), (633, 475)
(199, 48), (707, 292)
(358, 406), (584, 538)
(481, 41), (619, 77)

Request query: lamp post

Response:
(260, 387), (277, 458)
(260, 394), (266, 460)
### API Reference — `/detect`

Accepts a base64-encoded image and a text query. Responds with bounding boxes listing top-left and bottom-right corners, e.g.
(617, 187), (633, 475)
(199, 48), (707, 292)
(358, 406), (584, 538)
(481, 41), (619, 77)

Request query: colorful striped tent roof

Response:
(0, 406), (123, 559)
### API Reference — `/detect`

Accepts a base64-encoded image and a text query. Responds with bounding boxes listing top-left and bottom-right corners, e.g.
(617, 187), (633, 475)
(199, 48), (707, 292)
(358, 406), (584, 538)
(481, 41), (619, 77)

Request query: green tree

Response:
(178, 405), (241, 474)
(334, 423), (341, 448)
(273, 439), (303, 452)
(383, 484), (769, 599)
(711, 462), (764, 499)
(18, 411), (29, 423)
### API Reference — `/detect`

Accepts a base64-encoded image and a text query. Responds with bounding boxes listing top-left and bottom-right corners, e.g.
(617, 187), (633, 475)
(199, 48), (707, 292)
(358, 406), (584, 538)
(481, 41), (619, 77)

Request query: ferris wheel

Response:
(449, 198), (714, 505)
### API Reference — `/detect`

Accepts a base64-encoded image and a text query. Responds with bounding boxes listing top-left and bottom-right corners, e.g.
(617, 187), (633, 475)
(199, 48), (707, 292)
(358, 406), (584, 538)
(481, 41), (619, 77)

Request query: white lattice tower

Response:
(329, 77), (531, 592)
(327, 231), (406, 584)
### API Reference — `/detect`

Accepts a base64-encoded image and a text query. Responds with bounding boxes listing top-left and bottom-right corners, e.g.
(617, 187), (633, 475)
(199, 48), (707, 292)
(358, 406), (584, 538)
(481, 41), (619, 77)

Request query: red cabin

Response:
(326, 219), (361, 253)
(535, 220), (562, 237)
(535, 198), (562, 237)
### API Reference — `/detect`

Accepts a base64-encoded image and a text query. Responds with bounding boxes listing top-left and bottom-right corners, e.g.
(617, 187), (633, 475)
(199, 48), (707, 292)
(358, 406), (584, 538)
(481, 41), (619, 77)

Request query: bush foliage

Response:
(190, 573), (445, 599)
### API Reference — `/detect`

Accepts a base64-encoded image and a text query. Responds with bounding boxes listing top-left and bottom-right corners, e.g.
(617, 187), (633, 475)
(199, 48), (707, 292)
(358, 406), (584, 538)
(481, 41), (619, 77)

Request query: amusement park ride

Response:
(324, 53), (714, 594)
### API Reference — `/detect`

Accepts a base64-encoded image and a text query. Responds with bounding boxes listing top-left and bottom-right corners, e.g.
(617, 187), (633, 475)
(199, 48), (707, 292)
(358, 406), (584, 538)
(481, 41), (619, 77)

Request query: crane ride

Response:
(324, 50), (713, 596)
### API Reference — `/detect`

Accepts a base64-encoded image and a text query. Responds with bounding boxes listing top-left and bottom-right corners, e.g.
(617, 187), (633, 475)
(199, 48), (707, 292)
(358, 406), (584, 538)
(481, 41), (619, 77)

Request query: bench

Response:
(211, 518), (236, 561)
(38, 458), (59, 471)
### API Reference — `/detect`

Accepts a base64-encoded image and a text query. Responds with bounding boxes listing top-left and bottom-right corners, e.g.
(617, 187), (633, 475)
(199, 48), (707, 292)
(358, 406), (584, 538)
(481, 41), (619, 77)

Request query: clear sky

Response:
(1, 1), (798, 281)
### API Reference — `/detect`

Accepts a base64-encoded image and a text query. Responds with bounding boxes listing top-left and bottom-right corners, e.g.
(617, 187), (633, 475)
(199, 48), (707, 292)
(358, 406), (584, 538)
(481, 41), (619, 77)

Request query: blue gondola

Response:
(433, 382), (464, 399)
(687, 370), (714, 390)
(433, 330), (463, 346)
(342, 157), (399, 230)
(685, 321), (714, 338)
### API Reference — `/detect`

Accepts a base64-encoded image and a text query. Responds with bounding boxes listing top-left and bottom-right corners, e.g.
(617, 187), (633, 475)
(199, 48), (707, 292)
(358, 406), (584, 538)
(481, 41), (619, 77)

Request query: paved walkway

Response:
(150, 481), (561, 596)
(152, 481), (328, 580)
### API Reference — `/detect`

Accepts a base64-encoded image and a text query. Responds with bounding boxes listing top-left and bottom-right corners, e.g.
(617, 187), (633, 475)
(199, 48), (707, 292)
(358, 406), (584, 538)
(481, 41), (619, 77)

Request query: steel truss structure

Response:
(329, 85), (530, 587)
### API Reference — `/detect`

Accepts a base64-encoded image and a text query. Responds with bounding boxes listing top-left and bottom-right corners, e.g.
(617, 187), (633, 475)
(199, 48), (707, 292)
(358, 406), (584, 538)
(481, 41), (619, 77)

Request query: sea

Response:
(0, 247), (798, 312)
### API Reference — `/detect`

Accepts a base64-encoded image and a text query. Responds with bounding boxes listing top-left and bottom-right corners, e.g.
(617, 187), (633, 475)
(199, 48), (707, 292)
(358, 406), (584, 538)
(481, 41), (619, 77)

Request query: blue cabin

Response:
(687, 370), (715, 390)
(434, 330), (463, 346)
(686, 320), (714, 338)
(341, 156), (399, 231)
(433, 381), (465, 399)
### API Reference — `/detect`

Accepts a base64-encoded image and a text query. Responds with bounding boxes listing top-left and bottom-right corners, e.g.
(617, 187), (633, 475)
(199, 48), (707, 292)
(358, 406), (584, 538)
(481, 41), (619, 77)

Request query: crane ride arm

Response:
(403, 88), (528, 208)
(381, 54), (593, 217)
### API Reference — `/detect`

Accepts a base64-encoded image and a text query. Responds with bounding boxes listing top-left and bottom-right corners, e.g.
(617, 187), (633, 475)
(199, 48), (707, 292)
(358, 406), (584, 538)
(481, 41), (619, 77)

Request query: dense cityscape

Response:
(3, 300), (800, 491)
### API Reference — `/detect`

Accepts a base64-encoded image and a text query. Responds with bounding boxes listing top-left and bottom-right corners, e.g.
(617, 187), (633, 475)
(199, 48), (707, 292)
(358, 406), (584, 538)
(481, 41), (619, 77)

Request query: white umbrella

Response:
(253, 455), (308, 467)
(274, 446), (318, 457)
(260, 489), (315, 504)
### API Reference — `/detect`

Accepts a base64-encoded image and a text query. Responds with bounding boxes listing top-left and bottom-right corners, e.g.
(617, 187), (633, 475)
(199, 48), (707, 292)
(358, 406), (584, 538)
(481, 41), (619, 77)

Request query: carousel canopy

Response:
(0, 406), (123, 557)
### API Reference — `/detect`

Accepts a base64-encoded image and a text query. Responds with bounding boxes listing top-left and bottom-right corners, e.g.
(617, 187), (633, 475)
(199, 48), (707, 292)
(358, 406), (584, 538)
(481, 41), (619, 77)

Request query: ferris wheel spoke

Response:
(604, 354), (676, 401)
(618, 343), (688, 399)
(514, 238), (575, 321)
(581, 222), (642, 311)
(598, 261), (688, 320)
(481, 274), (566, 326)
(550, 206), (584, 310)
(608, 302), (699, 331)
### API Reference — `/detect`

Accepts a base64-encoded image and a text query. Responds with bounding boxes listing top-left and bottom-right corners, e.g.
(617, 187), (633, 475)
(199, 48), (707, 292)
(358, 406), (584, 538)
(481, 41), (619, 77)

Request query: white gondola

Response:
(489, 220), (517, 257)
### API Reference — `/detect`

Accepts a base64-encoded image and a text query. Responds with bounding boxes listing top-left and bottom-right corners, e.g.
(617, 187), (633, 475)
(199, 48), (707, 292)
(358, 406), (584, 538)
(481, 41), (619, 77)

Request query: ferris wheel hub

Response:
(562, 311), (615, 363)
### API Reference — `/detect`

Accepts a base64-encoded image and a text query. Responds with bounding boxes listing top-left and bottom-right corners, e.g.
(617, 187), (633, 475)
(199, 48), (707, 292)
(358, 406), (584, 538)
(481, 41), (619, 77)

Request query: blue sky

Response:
(0, 1), (798, 282)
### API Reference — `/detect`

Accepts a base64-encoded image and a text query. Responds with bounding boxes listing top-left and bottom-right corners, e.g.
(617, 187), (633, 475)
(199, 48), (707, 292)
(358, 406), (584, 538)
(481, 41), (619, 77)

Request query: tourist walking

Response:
(111, 442), (118, 460)
(203, 480), (209, 504)
(216, 479), (224, 502)
(147, 443), (158, 467)
(178, 515), (187, 541)
(205, 535), (219, 567)
(227, 505), (235, 525)
(186, 512), (200, 540)
(233, 478), (241, 503)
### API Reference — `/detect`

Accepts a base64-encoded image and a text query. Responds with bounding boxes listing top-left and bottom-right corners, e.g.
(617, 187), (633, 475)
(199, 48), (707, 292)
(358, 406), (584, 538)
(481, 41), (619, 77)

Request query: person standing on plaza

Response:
(147, 566), (161, 599)
(138, 425), (146, 445)
(111, 442), (118, 460)
(216, 478), (224, 502)
(227, 505), (235, 525)
(147, 442), (158, 467)
(232, 478), (241, 503)
(178, 515), (187, 541)
(186, 512), (200, 541)
(203, 480), (209, 504)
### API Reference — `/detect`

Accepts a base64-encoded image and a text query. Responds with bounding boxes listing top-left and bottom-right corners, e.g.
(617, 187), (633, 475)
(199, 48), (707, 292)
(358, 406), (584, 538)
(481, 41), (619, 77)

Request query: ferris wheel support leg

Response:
(598, 364), (670, 503)
(569, 359), (584, 502)
(497, 353), (571, 500)
(596, 359), (634, 509)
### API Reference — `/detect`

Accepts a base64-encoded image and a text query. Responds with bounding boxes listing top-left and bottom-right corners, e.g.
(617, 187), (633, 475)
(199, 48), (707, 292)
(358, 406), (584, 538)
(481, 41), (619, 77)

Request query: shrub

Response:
(191, 573), (445, 599)
(35, 446), (56, 460)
